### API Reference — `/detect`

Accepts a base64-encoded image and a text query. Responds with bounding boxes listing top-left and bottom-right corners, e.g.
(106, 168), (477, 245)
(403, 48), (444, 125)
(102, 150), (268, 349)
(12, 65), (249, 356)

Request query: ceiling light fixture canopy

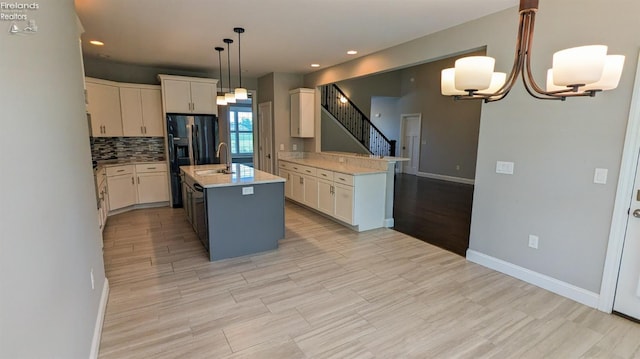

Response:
(233, 27), (248, 100)
(441, 0), (625, 102)
(223, 38), (236, 104)
(214, 46), (227, 106)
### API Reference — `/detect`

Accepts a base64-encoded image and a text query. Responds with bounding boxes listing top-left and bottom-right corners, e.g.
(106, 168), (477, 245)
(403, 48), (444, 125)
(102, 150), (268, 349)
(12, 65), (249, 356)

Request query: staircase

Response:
(321, 84), (396, 157)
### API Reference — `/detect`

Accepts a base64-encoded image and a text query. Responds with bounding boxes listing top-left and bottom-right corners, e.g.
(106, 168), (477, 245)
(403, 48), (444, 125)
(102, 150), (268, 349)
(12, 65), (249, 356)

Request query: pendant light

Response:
(214, 46), (227, 106)
(223, 38), (236, 104)
(441, 0), (625, 102)
(233, 27), (248, 100)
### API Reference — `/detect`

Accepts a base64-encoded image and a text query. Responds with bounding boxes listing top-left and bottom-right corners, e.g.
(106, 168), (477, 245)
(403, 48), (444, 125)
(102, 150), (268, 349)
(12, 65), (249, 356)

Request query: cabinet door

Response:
(279, 169), (292, 198)
(290, 172), (305, 203)
(190, 82), (217, 115)
(317, 179), (334, 215)
(334, 183), (355, 224)
(163, 79), (192, 113)
(120, 87), (144, 136)
(290, 89), (314, 138)
(140, 89), (164, 136)
(137, 172), (169, 203)
(107, 175), (137, 210)
(86, 82), (123, 137)
(302, 175), (318, 209)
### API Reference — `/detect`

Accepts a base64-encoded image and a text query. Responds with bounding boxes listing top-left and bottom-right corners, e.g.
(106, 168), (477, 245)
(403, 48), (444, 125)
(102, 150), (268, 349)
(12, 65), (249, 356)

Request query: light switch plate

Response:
(279, 144), (284, 151)
(242, 187), (254, 195)
(496, 161), (514, 175)
(292, 144), (297, 151)
(594, 168), (608, 184)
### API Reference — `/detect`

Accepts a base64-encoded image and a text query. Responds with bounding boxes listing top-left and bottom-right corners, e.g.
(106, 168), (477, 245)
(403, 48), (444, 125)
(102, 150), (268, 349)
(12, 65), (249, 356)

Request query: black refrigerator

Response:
(167, 114), (219, 207)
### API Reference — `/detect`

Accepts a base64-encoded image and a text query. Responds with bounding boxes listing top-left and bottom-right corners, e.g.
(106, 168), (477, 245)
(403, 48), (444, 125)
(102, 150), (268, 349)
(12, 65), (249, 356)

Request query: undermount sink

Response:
(195, 169), (234, 176)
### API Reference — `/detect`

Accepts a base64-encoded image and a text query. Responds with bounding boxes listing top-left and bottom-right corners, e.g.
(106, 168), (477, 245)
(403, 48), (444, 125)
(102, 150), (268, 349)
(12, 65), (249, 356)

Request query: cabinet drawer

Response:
(333, 172), (354, 186)
(136, 163), (167, 173)
(279, 161), (291, 170)
(106, 165), (134, 176)
(316, 169), (333, 181)
(290, 164), (316, 176)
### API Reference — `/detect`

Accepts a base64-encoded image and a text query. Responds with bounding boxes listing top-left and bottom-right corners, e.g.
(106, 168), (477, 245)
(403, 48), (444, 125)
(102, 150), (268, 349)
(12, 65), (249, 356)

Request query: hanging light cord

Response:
(215, 47), (224, 92)
(223, 38), (233, 91)
(234, 27), (244, 88)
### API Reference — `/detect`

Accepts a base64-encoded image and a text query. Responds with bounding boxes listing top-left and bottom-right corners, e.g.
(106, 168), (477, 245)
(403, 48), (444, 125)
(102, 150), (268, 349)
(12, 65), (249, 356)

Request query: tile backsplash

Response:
(91, 137), (165, 162)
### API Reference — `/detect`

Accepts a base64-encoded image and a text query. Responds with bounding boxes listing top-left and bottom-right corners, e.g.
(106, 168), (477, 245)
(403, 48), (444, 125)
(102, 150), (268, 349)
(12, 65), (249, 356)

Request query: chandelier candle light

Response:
(233, 27), (248, 100)
(215, 46), (227, 106)
(441, 0), (625, 102)
(223, 38), (236, 104)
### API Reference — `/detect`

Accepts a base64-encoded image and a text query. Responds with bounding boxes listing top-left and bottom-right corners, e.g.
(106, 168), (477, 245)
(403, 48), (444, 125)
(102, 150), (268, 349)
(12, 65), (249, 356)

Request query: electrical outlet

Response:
(339, 157), (345, 163)
(292, 144), (297, 151)
(528, 235), (539, 249)
(456, 165), (461, 171)
(279, 144), (284, 151)
(90, 268), (95, 290)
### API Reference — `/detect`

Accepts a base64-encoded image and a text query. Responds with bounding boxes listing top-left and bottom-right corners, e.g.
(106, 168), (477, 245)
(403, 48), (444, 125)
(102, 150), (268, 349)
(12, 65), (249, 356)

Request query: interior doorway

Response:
(258, 102), (274, 174)
(613, 150), (640, 321)
(400, 114), (421, 175)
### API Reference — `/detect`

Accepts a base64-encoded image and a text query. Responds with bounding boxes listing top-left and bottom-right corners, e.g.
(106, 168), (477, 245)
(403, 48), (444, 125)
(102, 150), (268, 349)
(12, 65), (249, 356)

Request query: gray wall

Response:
(304, 0), (640, 293)
(370, 96), (401, 155)
(321, 109), (369, 154)
(399, 53), (483, 179)
(335, 71), (402, 119)
(258, 72), (305, 157)
(0, 0), (107, 357)
(84, 55), (259, 89)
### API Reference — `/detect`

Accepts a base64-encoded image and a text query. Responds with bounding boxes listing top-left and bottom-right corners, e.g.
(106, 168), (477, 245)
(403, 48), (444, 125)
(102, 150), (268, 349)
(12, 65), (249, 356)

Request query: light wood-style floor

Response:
(99, 203), (640, 358)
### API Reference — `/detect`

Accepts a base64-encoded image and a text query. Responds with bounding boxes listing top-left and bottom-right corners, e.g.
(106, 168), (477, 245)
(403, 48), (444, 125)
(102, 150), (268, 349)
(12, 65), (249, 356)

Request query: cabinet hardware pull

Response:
(143, 126), (147, 134)
(117, 169), (124, 172)
(300, 177), (303, 184)
(131, 177), (134, 184)
(137, 177), (140, 184)
(147, 167), (156, 169)
(339, 177), (345, 181)
(321, 174), (327, 177)
(141, 126), (144, 134)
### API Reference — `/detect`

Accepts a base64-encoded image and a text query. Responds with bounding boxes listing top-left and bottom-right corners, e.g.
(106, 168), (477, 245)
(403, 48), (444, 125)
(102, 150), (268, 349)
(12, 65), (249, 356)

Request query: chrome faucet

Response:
(216, 142), (232, 172)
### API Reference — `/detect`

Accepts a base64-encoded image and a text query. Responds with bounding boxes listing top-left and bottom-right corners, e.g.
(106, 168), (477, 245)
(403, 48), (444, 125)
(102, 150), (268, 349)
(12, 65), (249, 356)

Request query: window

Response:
(228, 106), (253, 156)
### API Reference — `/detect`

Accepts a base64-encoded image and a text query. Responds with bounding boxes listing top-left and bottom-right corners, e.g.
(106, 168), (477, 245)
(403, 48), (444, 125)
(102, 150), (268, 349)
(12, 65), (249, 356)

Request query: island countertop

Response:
(180, 163), (285, 188)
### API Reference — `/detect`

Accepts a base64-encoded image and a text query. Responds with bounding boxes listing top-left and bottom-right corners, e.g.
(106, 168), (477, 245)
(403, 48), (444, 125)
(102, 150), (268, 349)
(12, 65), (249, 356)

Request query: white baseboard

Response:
(417, 172), (475, 185)
(384, 218), (394, 228)
(90, 279), (109, 359)
(466, 250), (600, 309)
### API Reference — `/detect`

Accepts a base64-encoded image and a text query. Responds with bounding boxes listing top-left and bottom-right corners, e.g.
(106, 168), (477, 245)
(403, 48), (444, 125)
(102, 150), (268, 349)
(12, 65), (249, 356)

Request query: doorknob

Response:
(633, 209), (640, 218)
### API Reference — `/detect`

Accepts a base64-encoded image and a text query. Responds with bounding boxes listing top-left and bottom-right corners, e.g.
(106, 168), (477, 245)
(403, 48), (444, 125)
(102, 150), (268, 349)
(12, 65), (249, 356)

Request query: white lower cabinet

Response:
(279, 160), (385, 231)
(107, 168), (137, 211)
(279, 168), (293, 198)
(106, 163), (169, 213)
(135, 164), (169, 203)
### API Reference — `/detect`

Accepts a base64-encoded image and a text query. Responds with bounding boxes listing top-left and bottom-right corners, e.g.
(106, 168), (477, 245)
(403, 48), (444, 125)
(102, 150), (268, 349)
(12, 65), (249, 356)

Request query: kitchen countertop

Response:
(278, 158), (386, 175)
(180, 163), (285, 188)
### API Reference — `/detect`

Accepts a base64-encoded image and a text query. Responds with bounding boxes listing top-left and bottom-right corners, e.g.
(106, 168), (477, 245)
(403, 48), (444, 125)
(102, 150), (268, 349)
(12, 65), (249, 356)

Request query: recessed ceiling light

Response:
(311, 64), (320, 68)
(347, 50), (357, 55)
(89, 40), (104, 46)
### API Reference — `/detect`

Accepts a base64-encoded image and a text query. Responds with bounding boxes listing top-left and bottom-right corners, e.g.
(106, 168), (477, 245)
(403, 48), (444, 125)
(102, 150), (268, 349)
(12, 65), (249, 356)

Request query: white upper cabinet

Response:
(120, 86), (163, 137)
(86, 80), (123, 137)
(159, 75), (218, 115)
(290, 88), (315, 138)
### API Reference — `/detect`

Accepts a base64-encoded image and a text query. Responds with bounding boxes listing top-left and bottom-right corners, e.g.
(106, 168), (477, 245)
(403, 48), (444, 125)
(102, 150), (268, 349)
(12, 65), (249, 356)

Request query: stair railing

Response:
(321, 84), (396, 157)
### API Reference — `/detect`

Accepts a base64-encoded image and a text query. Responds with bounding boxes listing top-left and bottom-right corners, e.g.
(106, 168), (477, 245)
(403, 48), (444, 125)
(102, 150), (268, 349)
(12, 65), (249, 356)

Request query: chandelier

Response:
(441, 0), (625, 102)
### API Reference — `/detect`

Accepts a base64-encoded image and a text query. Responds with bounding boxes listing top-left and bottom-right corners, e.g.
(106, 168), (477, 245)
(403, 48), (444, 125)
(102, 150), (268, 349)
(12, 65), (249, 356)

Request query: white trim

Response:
(90, 279), (109, 359)
(599, 51), (640, 312)
(417, 171), (475, 185)
(399, 113), (422, 174)
(466, 250), (600, 308)
(384, 218), (394, 228)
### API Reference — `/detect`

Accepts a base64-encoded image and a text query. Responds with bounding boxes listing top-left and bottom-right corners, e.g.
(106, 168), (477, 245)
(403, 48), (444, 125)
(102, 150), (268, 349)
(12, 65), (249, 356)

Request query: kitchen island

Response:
(180, 163), (285, 261)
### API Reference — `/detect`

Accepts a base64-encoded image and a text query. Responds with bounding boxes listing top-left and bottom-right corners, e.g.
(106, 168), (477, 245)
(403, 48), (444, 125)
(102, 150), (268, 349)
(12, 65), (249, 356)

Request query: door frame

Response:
(399, 113), (422, 174)
(258, 101), (274, 173)
(599, 51), (640, 312)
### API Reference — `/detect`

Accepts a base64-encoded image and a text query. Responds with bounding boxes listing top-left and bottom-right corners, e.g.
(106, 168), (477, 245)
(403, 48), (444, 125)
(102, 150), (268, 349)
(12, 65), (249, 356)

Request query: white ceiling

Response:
(75, 0), (518, 79)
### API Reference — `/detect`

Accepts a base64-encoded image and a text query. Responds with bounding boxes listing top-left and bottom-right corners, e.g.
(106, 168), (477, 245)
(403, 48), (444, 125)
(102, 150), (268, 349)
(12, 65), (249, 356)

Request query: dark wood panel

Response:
(393, 174), (474, 256)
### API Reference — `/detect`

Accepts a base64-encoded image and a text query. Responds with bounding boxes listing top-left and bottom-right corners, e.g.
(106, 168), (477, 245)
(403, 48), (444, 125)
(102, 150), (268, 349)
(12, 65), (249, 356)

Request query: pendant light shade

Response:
(223, 38), (236, 104)
(440, 0), (625, 102)
(233, 27), (248, 100)
(214, 46), (227, 106)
